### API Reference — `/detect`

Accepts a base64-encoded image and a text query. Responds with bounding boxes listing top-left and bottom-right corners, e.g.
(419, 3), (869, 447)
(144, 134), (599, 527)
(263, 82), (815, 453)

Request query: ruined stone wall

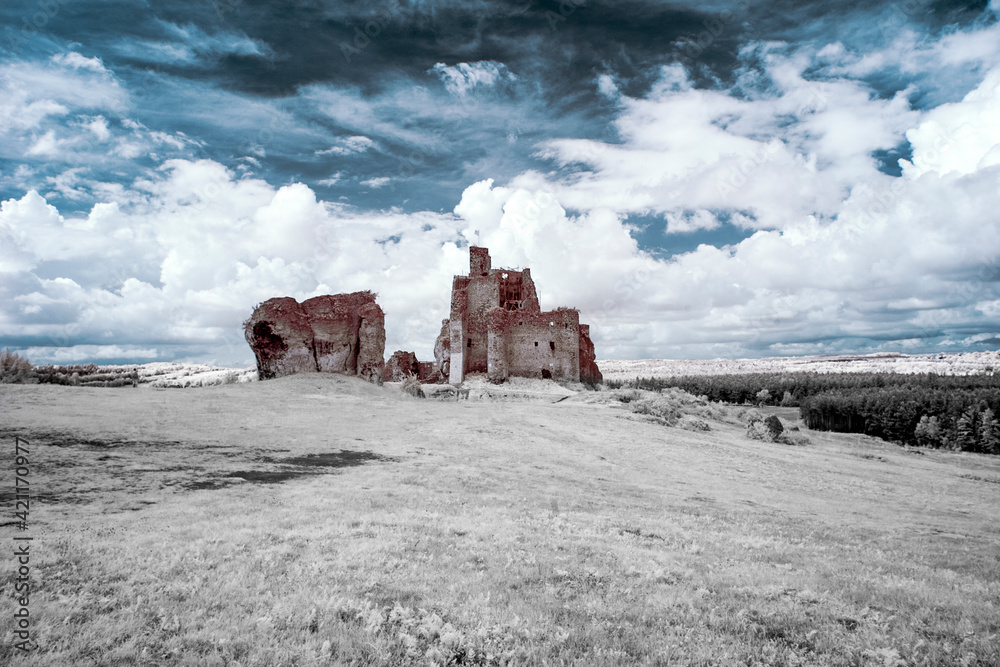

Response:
(518, 268), (540, 312)
(245, 291), (384, 383)
(449, 283), (467, 384)
(470, 246), (491, 276)
(417, 362), (436, 381)
(464, 277), (499, 373)
(383, 350), (419, 382)
(448, 317), (466, 385)
(356, 302), (385, 384)
(384, 351), (443, 383)
(244, 297), (316, 380)
(445, 247), (598, 385)
(578, 324), (603, 384)
(490, 308), (581, 381)
(433, 319), (450, 378)
(302, 295), (361, 374)
(486, 311), (508, 383)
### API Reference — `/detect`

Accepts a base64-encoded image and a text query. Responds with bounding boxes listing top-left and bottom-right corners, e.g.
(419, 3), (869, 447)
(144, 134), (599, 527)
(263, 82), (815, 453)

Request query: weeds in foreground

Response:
(401, 375), (425, 398)
(0, 348), (33, 383)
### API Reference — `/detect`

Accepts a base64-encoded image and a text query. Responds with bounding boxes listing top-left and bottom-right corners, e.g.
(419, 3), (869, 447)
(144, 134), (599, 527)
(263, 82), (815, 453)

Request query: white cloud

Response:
(317, 173), (342, 187)
(51, 52), (108, 73)
(665, 209), (720, 234)
(0, 56), (194, 175)
(84, 115), (111, 141)
(901, 68), (1000, 178)
(430, 61), (517, 98)
(4, 19), (1000, 365)
(316, 135), (375, 156)
(0, 161), (470, 363)
(112, 22), (275, 65)
(527, 56), (918, 231)
(360, 176), (390, 189)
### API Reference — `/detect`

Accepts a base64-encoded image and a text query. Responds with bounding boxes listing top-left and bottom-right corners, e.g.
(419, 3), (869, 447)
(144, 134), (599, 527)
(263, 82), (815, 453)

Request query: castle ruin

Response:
(244, 291), (385, 383)
(244, 247), (601, 386)
(436, 247), (602, 384)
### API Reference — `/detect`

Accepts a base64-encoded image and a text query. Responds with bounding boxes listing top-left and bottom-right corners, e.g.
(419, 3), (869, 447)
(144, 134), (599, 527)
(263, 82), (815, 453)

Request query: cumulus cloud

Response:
(3, 3), (1000, 365)
(901, 68), (1000, 178)
(525, 54), (918, 232)
(0, 161), (470, 363)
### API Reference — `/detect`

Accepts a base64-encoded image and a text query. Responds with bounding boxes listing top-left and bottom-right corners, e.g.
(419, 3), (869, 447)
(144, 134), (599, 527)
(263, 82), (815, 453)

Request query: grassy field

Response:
(2, 374), (999, 666)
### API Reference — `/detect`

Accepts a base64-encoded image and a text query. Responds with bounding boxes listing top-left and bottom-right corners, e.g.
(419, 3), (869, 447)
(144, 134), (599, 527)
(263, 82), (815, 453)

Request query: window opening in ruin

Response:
(502, 272), (508, 279)
(549, 341), (555, 351)
(534, 341), (538, 347)
(541, 368), (552, 379)
(467, 338), (472, 348)
(500, 279), (523, 311)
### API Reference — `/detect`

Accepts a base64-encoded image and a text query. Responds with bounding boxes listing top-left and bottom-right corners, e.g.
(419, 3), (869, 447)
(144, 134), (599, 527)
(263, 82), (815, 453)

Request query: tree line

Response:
(606, 372), (1000, 454)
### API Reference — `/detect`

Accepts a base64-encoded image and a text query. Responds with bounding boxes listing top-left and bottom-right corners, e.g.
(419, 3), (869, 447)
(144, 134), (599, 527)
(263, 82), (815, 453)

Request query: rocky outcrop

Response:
(245, 291), (385, 383)
(578, 325), (603, 385)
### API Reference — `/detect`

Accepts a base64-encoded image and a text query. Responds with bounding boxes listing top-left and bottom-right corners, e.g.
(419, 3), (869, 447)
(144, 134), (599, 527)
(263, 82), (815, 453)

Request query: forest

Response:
(606, 372), (1000, 454)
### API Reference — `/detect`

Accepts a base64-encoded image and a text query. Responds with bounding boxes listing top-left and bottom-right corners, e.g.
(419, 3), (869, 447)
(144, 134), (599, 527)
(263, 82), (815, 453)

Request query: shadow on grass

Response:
(184, 450), (397, 491)
(0, 428), (397, 497)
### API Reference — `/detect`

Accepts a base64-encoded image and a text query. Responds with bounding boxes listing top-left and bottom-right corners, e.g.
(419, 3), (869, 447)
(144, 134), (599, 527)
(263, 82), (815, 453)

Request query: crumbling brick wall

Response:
(244, 297), (316, 379)
(433, 319), (450, 378)
(578, 324), (603, 384)
(356, 301), (385, 384)
(244, 291), (385, 383)
(384, 350), (420, 382)
(489, 308), (581, 382)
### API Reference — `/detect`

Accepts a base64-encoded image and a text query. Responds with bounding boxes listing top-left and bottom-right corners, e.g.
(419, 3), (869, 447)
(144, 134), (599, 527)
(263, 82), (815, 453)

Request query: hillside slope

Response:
(2, 375), (998, 666)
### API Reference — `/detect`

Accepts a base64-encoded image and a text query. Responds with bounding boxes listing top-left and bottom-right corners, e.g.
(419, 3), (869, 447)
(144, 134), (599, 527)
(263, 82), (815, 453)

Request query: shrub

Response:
(401, 375), (425, 398)
(678, 415), (711, 432)
(630, 396), (682, 425)
(777, 431), (811, 446)
(0, 349), (34, 384)
(746, 414), (784, 442)
(613, 389), (643, 404)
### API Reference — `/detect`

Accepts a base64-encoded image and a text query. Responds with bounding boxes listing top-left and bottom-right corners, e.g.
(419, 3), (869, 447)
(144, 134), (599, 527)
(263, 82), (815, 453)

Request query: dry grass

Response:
(2, 374), (999, 666)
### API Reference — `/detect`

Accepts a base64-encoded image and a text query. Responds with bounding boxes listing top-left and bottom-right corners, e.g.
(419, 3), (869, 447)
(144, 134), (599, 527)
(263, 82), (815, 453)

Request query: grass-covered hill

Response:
(2, 374), (998, 666)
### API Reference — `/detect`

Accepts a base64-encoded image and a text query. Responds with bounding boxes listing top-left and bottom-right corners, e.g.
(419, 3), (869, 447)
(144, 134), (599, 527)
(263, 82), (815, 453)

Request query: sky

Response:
(1, 0), (1000, 366)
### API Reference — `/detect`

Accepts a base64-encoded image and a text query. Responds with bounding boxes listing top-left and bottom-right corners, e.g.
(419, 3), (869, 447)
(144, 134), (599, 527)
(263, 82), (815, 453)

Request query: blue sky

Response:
(1, 0), (1000, 365)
